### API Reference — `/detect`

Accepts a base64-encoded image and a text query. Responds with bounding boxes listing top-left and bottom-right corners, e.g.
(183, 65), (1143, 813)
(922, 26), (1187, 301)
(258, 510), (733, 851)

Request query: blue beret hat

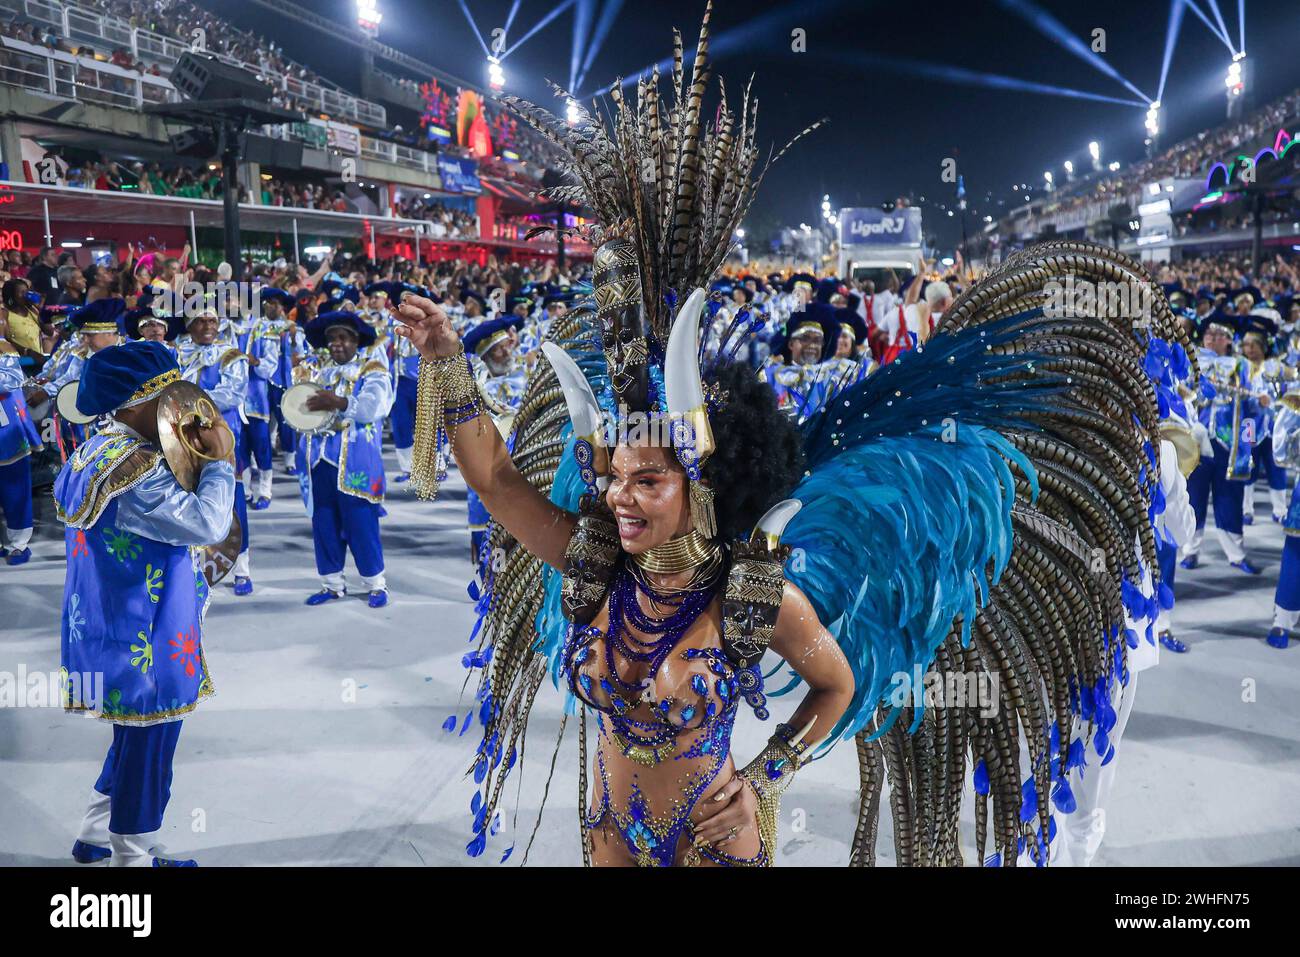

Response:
(304, 310), (377, 350)
(260, 287), (296, 308)
(70, 297), (127, 336)
(462, 317), (514, 357)
(75, 340), (180, 416)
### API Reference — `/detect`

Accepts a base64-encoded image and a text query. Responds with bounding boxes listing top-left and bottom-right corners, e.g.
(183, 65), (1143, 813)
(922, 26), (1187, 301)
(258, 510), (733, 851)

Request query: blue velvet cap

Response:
(76, 340), (180, 416)
(304, 310), (377, 350)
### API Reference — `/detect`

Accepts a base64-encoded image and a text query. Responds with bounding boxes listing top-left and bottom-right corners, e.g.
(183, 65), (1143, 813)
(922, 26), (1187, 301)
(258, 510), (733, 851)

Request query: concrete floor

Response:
(1, 458), (1296, 867)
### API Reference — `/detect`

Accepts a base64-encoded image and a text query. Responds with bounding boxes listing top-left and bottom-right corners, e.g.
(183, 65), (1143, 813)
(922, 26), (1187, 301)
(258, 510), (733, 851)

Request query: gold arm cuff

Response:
(409, 344), (484, 501)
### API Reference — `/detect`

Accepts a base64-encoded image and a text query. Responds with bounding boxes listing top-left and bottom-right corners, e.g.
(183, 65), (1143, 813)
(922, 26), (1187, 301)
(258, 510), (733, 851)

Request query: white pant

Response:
(4, 525), (31, 549)
(321, 569), (386, 593)
(254, 468), (273, 500)
(1181, 526), (1246, 564)
(1271, 488), (1288, 519)
(394, 445), (413, 473)
(1274, 605), (1300, 631)
(233, 550), (251, 578)
(76, 787), (111, 850)
(76, 789), (161, 866)
(1055, 672), (1140, 867)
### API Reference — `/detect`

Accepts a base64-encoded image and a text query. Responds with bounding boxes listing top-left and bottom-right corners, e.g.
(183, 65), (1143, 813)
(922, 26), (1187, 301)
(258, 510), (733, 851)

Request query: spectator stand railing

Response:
(0, 0), (386, 127)
(0, 33), (177, 109)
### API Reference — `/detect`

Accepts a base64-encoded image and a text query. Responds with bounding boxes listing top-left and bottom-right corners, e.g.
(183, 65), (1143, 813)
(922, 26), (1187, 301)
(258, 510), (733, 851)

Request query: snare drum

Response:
(280, 382), (339, 435)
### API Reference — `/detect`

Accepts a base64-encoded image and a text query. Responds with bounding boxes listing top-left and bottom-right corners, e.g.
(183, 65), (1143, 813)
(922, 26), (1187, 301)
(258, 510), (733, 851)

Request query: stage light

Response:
(1108, 161), (1121, 171)
(487, 56), (505, 91)
(1225, 53), (1247, 119)
(1145, 100), (1161, 136)
(736, 228), (745, 238)
(356, 0), (382, 35)
(1089, 140), (1102, 171)
(565, 98), (581, 125)
(1044, 171), (1053, 184)
(1064, 160), (1074, 175)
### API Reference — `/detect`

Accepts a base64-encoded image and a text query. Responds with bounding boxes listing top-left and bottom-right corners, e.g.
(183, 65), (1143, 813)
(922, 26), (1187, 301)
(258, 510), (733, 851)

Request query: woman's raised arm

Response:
(393, 294), (575, 569)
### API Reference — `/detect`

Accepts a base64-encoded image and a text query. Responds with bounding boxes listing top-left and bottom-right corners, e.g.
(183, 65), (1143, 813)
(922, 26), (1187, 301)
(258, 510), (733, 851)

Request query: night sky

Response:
(214, 0), (1300, 252)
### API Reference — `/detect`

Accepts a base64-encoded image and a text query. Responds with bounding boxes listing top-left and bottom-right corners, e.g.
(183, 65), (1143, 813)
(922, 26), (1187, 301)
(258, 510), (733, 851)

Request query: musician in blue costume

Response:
(175, 309), (254, 595)
(54, 340), (234, 867)
(365, 281), (423, 483)
(0, 318), (41, 565)
(243, 287), (292, 510)
(276, 291), (313, 475)
(1239, 327), (1290, 524)
(760, 307), (869, 421)
(296, 310), (394, 608)
(124, 298), (182, 352)
(359, 288), (394, 369)
(1040, 335), (1199, 866)
(394, 5), (1179, 868)
(462, 316), (528, 565)
(29, 298), (125, 421)
(1266, 394), (1300, 648)
(1180, 320), (1262, 573)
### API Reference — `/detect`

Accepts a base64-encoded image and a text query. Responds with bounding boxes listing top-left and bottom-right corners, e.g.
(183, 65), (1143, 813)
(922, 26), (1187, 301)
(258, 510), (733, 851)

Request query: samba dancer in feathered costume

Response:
(393, 2), (1193, 867)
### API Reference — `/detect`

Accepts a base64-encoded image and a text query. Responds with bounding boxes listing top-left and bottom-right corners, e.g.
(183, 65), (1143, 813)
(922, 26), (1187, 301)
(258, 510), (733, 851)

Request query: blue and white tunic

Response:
(53, 424), (235, 724)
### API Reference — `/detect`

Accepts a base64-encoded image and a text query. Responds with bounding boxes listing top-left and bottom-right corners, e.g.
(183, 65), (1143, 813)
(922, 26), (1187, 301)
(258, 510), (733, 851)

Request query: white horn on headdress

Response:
(542, 342), (609, 486)
(752, 498), (802, 550)
(663, 288), (714, 463)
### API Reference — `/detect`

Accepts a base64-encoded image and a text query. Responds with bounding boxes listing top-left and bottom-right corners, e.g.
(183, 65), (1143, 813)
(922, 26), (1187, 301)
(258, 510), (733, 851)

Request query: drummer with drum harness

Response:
(289, 310), (394, 609)
(175, 306), (254, 596)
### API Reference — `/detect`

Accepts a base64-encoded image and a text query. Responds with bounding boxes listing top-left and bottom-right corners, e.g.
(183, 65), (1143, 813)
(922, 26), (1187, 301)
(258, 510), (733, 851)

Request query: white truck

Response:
(837, 206), (925, 285)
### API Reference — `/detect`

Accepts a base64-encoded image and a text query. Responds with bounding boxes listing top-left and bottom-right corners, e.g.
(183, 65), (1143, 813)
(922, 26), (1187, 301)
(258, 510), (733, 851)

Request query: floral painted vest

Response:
(0, 386), (41, 466)
(53, 429), (212, 725)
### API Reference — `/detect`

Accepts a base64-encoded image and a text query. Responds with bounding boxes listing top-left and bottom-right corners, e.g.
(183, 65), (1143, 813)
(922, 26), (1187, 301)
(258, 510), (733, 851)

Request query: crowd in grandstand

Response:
(392, 197), (478, 238)
(1038, 87), (1300, 219)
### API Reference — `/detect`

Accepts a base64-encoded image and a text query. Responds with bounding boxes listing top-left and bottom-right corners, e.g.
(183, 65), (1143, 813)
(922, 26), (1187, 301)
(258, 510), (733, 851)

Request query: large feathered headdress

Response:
(504, 0), (820, 535)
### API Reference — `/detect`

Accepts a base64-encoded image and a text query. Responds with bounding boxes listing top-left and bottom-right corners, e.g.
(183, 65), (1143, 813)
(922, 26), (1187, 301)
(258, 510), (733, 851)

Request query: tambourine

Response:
(281, 382), (340, 435)
(55, 381), (95, 424)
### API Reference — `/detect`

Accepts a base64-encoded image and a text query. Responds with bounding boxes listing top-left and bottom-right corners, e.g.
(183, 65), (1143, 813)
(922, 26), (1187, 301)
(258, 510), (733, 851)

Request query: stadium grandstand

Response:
(983, 84), (1300, 268)
(0, 0), (588, 268)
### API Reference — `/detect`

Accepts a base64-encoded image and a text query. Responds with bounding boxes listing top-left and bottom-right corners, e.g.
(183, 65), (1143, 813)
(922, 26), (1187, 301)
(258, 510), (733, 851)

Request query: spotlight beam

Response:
(456, 0), (490, 58)
(575, 0), (624, 93)
(823, 52), (1149, 108)
(997, 0), (1152, 103)
(570, 0), (596, 95)
(503, 0), (522, 38)
(1183, 0), (1236, 52)
(1238, 0), (1246, 53)
(501, 0), (579, 61)
(1205, 0), (1236, 53)
(1157, 0), (1186, 103)
(586, 0), (844, 97)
